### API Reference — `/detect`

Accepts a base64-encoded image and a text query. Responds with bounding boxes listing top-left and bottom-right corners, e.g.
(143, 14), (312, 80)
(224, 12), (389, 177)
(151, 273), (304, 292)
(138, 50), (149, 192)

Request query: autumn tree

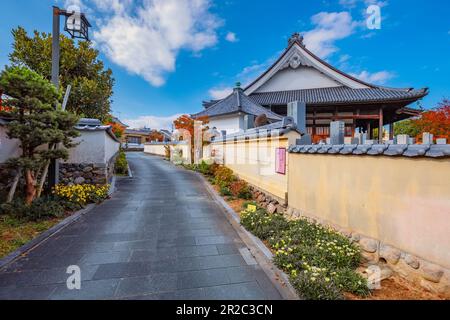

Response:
(173, 115), (209, 161)
(9, 27), (114, 121)
(0, 66), (79, 204)
(394, 99), (450, 142)
(148, 130), (164, 142)
(414, 100), (450, 141)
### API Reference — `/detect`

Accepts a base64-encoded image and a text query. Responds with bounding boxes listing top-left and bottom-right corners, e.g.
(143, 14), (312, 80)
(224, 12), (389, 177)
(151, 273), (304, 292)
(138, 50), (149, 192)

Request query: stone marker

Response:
(287, 101), (306, 134)
(422, 132), (434, 144)
(396, 134), (410, 145)
(330, 121), (345, 145)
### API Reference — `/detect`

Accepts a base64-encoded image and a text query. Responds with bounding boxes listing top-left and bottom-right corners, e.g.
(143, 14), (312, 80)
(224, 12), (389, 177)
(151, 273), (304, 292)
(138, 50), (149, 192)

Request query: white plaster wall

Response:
(104, 133), (120, 163)
(0, 125), (21, 163)
(255, 67), (342, 93)
(144, 144), (167, 156)
(65, 131), (106, 164)
(209, 115), (243, 134)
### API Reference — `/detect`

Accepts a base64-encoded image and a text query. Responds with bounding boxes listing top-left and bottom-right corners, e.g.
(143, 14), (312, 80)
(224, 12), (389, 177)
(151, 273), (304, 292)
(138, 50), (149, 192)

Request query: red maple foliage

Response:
(173, 114), (209, 159)
(148, 130), (164, 142)
(107, 121), (125, 139)
(414, 100), (450, 141)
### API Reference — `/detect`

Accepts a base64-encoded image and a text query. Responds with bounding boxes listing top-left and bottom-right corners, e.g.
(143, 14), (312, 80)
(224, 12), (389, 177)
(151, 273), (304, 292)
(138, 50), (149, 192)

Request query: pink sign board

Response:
(275, 148), (286, 175)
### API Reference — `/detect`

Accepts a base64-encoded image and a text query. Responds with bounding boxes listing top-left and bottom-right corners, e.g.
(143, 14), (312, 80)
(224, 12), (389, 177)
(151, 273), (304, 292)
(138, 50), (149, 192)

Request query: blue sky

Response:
(0, 0), (449, 129)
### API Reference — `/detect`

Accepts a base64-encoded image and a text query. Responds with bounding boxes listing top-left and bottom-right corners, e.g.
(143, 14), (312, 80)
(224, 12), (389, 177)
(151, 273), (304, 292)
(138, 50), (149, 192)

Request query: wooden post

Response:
(379, 107), (384, 143)
(367, 122), (371, 139)
(312, 109), (317, 138)
(389, 122), (394, 140)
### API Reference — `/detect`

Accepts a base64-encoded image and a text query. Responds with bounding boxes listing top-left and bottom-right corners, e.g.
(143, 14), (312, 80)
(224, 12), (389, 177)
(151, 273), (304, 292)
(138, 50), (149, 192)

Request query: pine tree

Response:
(0, 66), (79, 204)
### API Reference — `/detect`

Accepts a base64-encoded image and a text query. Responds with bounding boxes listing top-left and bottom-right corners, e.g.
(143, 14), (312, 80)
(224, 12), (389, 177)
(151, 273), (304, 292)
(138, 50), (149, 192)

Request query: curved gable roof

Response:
(193, 87), (282, 121)
(244, 33), (425, 95)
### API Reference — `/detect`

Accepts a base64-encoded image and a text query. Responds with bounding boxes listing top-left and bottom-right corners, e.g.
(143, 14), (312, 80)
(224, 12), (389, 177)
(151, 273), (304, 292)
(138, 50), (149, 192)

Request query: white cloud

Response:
(225, 32), (238, 42)
(92, 0), (222, 87)
(339, 0), (388, 8)
(123, 114), (182, 130)
(350, 70), (395, 84)
(64, 0), (84, 12)
(209, 87), (233, 99)
(303, 12), (358, 58)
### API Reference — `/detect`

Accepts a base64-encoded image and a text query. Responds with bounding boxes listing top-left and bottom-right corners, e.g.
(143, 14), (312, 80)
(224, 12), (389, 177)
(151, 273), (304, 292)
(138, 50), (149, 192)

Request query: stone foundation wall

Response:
(59, 163), (108, 185)
(60, 152), (118, 186)
(248, 185), (450, 297)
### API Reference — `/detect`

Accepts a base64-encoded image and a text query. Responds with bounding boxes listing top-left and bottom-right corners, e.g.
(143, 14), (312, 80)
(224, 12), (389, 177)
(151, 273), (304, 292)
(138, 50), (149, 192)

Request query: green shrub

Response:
(219, 186), (233, 197)
(241, 209), (290, 240)
(197, 161), (211, 175)
(0, 196), (65, 221)
(230, 180), (252, 199)
(115, 150), (129, 175)
(290, 272), (343, 300)
(333, 268), (370, 297)
(213, 166), (236, 188)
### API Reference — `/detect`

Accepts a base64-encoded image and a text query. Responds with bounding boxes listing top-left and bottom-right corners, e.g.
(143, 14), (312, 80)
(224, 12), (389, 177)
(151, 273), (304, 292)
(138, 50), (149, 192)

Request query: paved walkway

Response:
(0, 153), (282, 300)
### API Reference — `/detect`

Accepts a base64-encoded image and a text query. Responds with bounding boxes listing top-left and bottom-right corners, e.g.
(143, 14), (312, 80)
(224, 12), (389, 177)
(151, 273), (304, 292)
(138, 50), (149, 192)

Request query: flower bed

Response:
(240, 205), (369, 299)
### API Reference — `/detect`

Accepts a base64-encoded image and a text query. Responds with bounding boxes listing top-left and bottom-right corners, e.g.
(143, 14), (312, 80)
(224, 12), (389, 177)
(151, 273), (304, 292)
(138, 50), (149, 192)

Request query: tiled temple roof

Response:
(248, 87), (428, 106)
(194, 87), (282, 121)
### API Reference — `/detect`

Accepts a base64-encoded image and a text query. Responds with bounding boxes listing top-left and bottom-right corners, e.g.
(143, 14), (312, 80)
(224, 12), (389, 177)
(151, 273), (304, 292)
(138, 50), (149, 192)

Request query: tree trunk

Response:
(36, 160), (50, 199)
(25, 169), (36, 205)
(36, 144), (56, 199)
(6, 169), (21, 203)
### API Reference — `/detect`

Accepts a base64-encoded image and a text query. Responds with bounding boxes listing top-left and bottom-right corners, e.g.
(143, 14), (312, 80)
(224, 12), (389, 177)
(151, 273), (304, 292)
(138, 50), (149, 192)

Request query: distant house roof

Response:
(160, 129), (173, 140)
(125, 128), (152, 135)
(75, 118), (120, 142)
(193, 86), (282, 121)
(112, 116), (129, 128)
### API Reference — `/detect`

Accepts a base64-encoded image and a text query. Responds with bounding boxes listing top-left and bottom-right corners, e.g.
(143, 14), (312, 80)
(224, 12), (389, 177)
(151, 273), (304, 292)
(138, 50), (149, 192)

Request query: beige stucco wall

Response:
(145, 142), (191, 164)
(288, 154), (450, 269)
(208, 131), (300, 201)
(144, 144), (167, 157)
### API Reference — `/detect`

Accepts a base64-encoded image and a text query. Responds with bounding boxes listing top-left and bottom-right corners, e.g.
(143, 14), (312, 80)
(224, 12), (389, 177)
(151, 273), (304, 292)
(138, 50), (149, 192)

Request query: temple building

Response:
(194, 33), (428, 142)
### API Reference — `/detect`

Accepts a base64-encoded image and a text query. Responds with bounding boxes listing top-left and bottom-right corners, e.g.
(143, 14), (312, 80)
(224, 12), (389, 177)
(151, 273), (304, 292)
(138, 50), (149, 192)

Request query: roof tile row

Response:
(288, 144), (450, 158)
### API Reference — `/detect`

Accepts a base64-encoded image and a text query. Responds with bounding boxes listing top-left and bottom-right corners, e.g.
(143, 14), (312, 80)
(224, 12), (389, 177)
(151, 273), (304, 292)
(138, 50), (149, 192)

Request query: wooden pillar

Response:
(379, 107), (384, 143)
(367, 122), (371, 139)
(389, 122), (394, 140)
(352, 109), (359, 137)
(312, 109), (317, 138)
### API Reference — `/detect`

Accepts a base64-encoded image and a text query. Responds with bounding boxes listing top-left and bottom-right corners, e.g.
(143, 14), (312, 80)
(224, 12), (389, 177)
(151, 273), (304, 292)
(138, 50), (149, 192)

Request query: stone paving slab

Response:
(0, 153), (283, 300)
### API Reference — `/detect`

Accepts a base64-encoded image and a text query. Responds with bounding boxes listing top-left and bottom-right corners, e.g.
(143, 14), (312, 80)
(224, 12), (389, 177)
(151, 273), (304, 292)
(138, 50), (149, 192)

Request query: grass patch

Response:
(0, 215), (63, 258)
